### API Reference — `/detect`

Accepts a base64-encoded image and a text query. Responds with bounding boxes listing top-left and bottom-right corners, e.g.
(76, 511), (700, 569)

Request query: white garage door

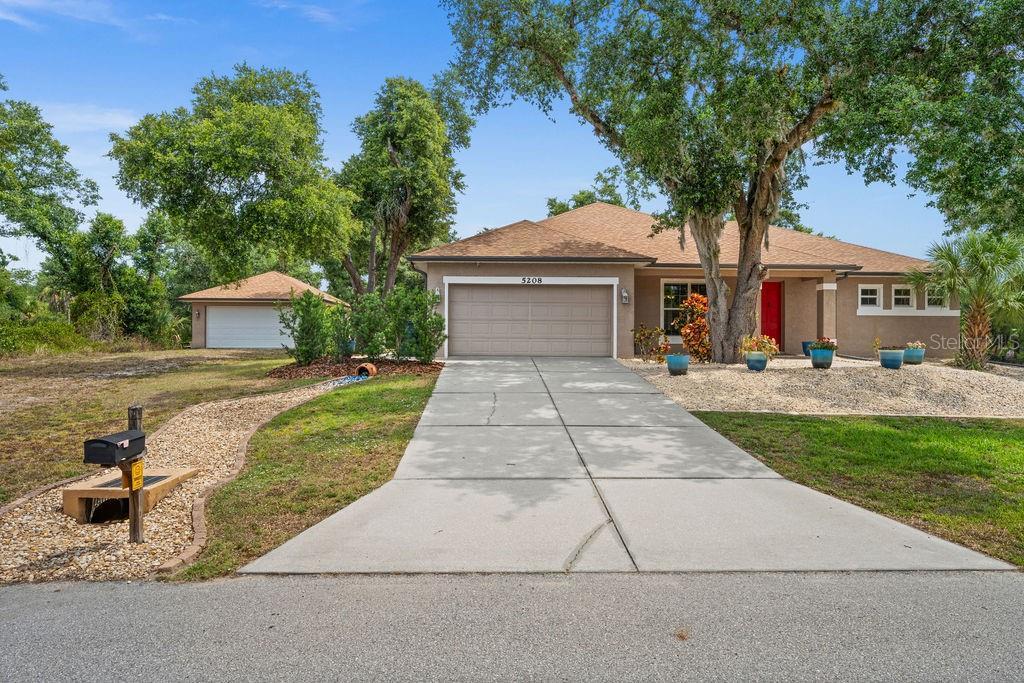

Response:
(206, 305), (292, 349)
(448, 284), (612, 356)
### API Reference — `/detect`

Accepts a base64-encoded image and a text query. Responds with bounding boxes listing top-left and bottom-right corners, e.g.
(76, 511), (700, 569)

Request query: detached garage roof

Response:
(179, 271), (341, 304)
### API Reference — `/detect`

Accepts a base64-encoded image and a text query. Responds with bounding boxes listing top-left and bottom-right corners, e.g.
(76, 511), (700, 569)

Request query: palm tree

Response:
(909, 231), (1024, 369)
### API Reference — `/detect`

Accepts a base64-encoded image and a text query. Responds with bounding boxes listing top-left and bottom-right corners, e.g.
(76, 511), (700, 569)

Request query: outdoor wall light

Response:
(621, 287), (630, 305)
(433, 287), (441, 298)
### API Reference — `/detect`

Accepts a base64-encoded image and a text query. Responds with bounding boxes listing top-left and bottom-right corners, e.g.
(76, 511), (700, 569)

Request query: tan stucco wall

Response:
(190, 303), (206, 348)
(782, 278), (818, 355)
(418, 263), (961, 360)
(420, 262), (636, 358)
(837, 276), (960, 358)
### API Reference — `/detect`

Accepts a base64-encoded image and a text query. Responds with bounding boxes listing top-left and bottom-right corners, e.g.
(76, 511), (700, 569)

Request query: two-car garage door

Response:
(447, 284), (612, 356)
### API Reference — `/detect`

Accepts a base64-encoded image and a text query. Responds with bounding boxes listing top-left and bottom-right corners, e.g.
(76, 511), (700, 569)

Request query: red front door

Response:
(760, 282), (783, 347)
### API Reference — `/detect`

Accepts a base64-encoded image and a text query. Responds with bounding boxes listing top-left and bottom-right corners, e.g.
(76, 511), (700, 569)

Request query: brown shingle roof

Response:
(414, 202), (928, 273)
(411, 219), (653, 261)
(179, 271), (341, 304)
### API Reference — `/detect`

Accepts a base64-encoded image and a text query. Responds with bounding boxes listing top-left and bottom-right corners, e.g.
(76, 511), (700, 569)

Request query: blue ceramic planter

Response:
(810, 348), (835, 369)
(745, 351), (768, 372)
(903, 347), (926, 365)
(879, 349), (905, 370)
(666, 353), (690, 376)
(801, 340), (814, 357)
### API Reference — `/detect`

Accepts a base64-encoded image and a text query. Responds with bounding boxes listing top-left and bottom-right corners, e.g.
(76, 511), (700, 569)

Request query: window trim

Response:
(925, 286), (949, 310)
(857, 284), (882, 310)
(891, 284), (916, 309)
(660, 278), (706, 343)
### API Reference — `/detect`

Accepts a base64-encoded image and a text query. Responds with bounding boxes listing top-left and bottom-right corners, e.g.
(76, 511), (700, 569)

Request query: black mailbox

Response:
(83, 429), (145, 466)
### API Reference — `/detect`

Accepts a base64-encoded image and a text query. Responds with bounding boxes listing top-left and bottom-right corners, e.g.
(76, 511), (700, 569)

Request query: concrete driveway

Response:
(243, 358), (1011, 574)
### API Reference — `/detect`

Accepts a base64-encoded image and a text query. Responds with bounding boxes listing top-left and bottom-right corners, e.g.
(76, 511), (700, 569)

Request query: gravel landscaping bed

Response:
(622, 357), (1024, 417)
(0, 382), (335, 584)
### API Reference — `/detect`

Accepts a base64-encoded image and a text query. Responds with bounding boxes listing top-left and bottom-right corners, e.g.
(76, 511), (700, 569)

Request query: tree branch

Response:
(342, 254), (364, 295)
(532, 47), (625, 150)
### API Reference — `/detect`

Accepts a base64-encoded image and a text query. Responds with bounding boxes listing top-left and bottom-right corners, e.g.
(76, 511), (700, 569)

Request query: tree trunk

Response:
(382, 234), (408, 294)
(960, 305), (991, 369)
(727, 212), (770, 359)
(342, 255), (365, 295)
(687, 211), (768, 364)
(366, 223), (379, 293)
(687, 213), (733, 361)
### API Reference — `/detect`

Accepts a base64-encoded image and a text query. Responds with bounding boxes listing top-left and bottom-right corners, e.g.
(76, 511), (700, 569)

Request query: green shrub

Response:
(0, 318), (92, 356)
(329, 305), (355, 361)
(385, 287), (421, 360)
(279, 291), (331, 365)
(352, 292), (388, 361)
(403, 288), (446, 363)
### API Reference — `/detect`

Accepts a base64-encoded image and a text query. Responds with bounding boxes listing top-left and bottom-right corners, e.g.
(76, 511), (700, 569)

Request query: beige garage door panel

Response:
(449, 284), (612, 356)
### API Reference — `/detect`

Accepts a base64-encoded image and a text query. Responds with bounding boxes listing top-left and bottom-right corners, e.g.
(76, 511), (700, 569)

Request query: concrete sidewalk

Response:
(242, 357), (1011, 574)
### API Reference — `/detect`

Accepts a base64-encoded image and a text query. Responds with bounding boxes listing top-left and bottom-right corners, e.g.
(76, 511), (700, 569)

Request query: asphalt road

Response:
(1, 571), (1022, 681)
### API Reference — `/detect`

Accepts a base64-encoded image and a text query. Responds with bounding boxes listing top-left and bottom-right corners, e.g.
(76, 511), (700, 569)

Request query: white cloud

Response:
(143, 12), (195, 24)
(257, 0), (335, 24)
(0, 7), (37, 27)
(39, 102), (136, 134)
(255, 0), (369, 27)
(0, 0), (127, 28)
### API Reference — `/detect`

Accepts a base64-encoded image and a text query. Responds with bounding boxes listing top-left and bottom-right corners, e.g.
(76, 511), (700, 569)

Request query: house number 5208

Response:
(520, 277), (543, 284)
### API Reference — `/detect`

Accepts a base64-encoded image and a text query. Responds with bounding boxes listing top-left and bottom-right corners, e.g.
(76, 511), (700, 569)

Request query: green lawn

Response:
(173, 373), (437, 580)
(0, 350), (313, 505)
(695, 412), (1024, 567)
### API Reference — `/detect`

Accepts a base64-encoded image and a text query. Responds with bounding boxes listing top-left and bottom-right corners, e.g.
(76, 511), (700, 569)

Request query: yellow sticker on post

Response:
(131, 459), (144, 490)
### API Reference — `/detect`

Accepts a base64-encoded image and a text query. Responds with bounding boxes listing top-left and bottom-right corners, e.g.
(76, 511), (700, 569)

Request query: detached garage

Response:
(180, 271), (341, 349)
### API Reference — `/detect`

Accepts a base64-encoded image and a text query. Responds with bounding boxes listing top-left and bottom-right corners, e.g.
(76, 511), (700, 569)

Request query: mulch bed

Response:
(267, 357), (444, 380)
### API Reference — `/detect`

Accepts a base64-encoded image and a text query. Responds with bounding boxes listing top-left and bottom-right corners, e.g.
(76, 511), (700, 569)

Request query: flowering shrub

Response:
(809, 337), (838, 351)
(632, 322), (670, 362)
(740, 334), (780, 359)
(673, 293), (711, 362)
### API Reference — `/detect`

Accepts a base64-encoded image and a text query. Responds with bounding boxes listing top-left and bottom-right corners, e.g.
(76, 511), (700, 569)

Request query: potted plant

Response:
(808, 338), (838, 369)
(878, 346), (906, 369)
(904, 340), (927, 365)
(739, 334), (779, 372)
(666, 352), (690, 376)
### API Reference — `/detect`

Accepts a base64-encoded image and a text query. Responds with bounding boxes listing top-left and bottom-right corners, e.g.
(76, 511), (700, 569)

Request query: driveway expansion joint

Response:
(534, 357), (640, 573)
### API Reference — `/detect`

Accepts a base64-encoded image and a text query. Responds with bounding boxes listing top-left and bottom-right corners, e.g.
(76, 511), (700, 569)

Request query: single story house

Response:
(409, 202), (959, 359)
(180, 271), (340, 349)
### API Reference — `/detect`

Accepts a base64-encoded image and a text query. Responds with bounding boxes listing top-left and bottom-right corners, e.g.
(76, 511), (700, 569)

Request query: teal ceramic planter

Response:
(810, 348), (834, 369)
(666, 353), (690, 376)
(879, 349), (905, 370)
(801, 340), (814, 357)
(903, 347), (926, 365)
(745, 351), (768, 372)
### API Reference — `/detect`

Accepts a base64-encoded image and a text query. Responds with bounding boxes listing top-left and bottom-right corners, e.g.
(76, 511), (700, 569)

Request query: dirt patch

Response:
(623, 356), (1024, 417)
(268, 357), (443, 379)
(0, 349), (285, 415)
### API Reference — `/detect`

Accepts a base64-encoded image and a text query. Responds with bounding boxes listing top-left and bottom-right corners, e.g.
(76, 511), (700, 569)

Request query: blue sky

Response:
(1, 0), (948, 270)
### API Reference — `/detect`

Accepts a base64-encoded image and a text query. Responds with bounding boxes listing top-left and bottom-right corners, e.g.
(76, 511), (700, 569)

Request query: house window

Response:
(926, 287), (947, 308)
(662, 281), (708, 334)
(858, 285), (881, 308)
(893, 285), (914, 308)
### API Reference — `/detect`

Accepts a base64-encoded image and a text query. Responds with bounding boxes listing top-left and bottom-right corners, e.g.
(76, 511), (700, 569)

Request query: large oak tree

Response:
(110, 64), (356, 280)
(444, 0), (1021, 361)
